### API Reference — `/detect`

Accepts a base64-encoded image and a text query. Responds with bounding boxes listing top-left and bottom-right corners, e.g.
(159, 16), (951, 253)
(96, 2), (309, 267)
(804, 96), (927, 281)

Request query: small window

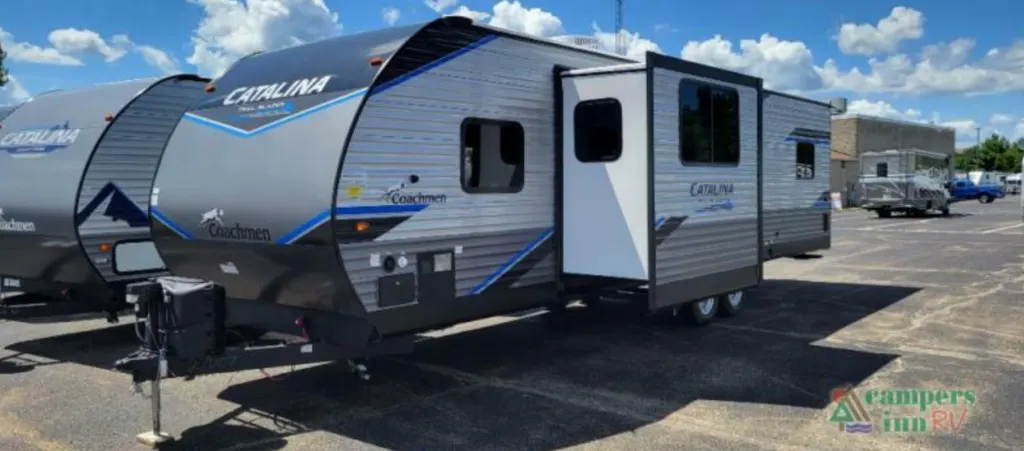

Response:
(460, 118), (525, 194)
(679, 81), (740, 165)
(876, 162), (888, 177)
(795, 142), (815, 179)
(573, 98), (623, 163)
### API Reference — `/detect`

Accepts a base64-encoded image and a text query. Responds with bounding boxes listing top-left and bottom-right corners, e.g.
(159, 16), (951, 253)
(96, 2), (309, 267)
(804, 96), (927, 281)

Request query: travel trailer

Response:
(1003, 173), (1020, 195)
(110, 17), (836, 446)
(0, 75), (209, 320)
(856, 148), (953, 217)
(761, 92), (832, 259)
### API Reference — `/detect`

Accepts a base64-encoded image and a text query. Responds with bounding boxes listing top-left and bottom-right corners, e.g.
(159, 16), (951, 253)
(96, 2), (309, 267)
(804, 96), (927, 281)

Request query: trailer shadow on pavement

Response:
(0, 279), (913, 451)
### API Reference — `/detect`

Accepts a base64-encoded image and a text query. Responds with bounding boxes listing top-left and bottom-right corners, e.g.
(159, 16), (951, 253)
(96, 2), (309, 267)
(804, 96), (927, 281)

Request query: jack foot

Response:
(136, 431), (174, 449)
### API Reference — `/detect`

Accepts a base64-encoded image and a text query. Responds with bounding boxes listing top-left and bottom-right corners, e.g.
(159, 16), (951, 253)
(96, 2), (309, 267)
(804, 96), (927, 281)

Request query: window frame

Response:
(795, 141), (816, 180)
(678, 79), (742, 167)
(459, 117), (526, 195)
(111, 239), (166, 276)
(573, 97), (624, 163)
(876, 162), (889, 178)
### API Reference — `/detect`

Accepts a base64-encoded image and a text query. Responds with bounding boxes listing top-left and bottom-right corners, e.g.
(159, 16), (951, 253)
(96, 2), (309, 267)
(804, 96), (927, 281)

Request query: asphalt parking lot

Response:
(1, 198), (1022, 451)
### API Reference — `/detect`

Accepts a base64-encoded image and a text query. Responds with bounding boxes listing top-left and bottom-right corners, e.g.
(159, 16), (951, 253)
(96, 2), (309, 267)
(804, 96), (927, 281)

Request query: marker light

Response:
(103, 113), (114, 122)
(369, 56), (384, 67)
(99, 243), (112, 252)
(204, 84), (216, 93)
(355, 221), (371, 232)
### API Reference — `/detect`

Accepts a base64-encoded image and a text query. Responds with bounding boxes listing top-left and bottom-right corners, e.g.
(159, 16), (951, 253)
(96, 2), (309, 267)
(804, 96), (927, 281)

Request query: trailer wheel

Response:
(682, 296), (718, 326)
(940, 207), (950, 216)
(717, 291), (743, 317)
(979, 193), (992, 204)
(876, 209), (892, 218)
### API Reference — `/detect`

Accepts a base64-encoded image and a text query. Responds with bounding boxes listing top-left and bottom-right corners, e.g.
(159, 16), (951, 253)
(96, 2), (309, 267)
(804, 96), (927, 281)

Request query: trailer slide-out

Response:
(0, 75), (208, 320)
(108, 17), (838, 447)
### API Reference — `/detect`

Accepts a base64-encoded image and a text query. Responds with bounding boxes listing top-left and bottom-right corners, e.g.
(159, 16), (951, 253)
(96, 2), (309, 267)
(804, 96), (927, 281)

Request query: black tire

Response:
(979, 194), (992, 204)
(682, 296), (718, 326)
(876, 209), (892, 218)
(717, 291), (743, 317)
(940, 207), (950, 216)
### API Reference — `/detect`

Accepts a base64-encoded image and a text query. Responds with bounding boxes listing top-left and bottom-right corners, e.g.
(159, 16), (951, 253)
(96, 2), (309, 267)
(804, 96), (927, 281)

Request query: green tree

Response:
(953, 134), (1021, 172)
(0, 42), (8, 88)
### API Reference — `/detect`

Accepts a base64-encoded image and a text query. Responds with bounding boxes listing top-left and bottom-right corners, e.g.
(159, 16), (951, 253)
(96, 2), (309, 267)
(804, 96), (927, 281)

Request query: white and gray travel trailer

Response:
(112, 17), (833, 445)
(0, 75), (209, 320)
(1003, 173), (1020, 195)
(761, 92), (832, 259)
(856, 148), (953, 217)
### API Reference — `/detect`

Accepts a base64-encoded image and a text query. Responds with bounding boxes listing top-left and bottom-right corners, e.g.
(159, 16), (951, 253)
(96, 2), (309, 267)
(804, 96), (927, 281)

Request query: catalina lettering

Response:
(0, 128), (81, 149)
(690, 183), (735, 197)
(223, 75), (333, 106)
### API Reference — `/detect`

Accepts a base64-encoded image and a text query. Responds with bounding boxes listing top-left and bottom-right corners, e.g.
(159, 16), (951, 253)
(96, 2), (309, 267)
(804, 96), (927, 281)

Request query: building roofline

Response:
(832, 113), (956, 132)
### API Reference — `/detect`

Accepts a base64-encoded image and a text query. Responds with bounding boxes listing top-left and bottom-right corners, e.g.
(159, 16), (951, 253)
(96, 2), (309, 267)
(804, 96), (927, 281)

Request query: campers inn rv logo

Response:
(199, 208), (272, 242)
(0, 122), (82, 158)
(828, 386), (976, 434)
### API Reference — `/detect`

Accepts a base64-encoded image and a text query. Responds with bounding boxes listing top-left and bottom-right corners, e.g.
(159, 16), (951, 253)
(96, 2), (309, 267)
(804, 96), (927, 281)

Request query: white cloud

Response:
(835, 7), (924, 56)
(990, 113), (1014, 125)
(136, 45), (182, 75)
(447, 6), (490, 21)
(424, 0), (458, 13)
(845, 98), (921, 120)
(488, 1), (563, 37)
(185, 0), (341, 77)
(0, 27), (82, 65)
(591, 23), (661, 60)
(48, 28), (131, 62)
(681, 33), (822, 91)
(0, 75), (30, 106)
(382, 7), (401, 26)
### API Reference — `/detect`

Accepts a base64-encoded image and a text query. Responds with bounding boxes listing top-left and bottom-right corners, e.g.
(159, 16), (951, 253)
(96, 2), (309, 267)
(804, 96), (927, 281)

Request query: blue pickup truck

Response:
(949, 178), (1005, 204)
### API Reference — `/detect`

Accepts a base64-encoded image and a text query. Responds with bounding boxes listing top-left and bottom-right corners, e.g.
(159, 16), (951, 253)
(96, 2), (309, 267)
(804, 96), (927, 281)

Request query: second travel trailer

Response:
(856, 148), (955, 217)
(0, 75), (209, 320)
(111, 17), (837, 445)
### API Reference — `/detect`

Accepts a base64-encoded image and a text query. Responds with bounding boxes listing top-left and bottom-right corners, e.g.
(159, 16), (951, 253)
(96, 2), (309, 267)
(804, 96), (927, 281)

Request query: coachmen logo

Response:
(380, 178), (447, 205)
(0, 208), (36, 232)
(200, 208), (272, 242)
(0, 122), (81, 158)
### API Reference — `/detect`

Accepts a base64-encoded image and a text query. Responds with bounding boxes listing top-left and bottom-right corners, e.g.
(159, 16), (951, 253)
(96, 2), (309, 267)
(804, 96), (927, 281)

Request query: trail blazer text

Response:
(222, 75), (333, 107)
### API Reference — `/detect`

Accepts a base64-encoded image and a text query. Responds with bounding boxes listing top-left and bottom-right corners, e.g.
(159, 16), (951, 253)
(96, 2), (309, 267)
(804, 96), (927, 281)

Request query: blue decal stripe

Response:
(654, 216), (667, 228)
(183, 88), (368, 138)
(274, 203), (430, 245)
(151, 207), (193, 240)
(371, 34), (498, 96)
(470, 227), (553, 296)
(785, 136), (831, 145)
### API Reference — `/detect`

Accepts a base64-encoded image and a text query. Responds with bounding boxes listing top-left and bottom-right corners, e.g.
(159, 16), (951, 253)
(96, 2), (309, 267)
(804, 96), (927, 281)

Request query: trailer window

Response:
(461, 118), (525, 194)
(679, 81), (740, 166)
(876, 162), (888, 177)
(573, 98), (623, 163)
(795, 142), (815, 179)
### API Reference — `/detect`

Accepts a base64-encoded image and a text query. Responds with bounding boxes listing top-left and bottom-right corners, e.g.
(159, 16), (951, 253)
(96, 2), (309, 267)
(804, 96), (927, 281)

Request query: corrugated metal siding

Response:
(77, 78), (206, 282)
(652, 68), (760, 285)
(762, 94), (830, 246)
(341, 35), (623, 311)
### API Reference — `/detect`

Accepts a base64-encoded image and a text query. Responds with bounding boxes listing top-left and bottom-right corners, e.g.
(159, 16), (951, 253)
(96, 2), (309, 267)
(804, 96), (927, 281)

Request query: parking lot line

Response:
(979, 223), (1024, 234)
(859, 219), (934, 231)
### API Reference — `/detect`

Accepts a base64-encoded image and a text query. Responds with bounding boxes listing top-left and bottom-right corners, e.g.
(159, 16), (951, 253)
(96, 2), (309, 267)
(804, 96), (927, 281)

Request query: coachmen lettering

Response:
(222, 75), (333, 106)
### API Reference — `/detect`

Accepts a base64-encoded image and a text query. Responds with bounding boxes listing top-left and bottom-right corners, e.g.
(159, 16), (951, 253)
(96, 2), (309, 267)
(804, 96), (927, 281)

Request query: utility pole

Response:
(975, 127), (981, 170)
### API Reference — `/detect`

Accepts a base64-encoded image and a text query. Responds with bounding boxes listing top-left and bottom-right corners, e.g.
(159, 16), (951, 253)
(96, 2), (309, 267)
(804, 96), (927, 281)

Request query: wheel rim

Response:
(727, 291), (743, 307)
(697, 298), (716, 316)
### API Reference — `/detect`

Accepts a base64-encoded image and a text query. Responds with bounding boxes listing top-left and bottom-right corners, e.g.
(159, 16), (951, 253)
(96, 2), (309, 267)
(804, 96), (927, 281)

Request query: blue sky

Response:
(1, 0), (1022, 147)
